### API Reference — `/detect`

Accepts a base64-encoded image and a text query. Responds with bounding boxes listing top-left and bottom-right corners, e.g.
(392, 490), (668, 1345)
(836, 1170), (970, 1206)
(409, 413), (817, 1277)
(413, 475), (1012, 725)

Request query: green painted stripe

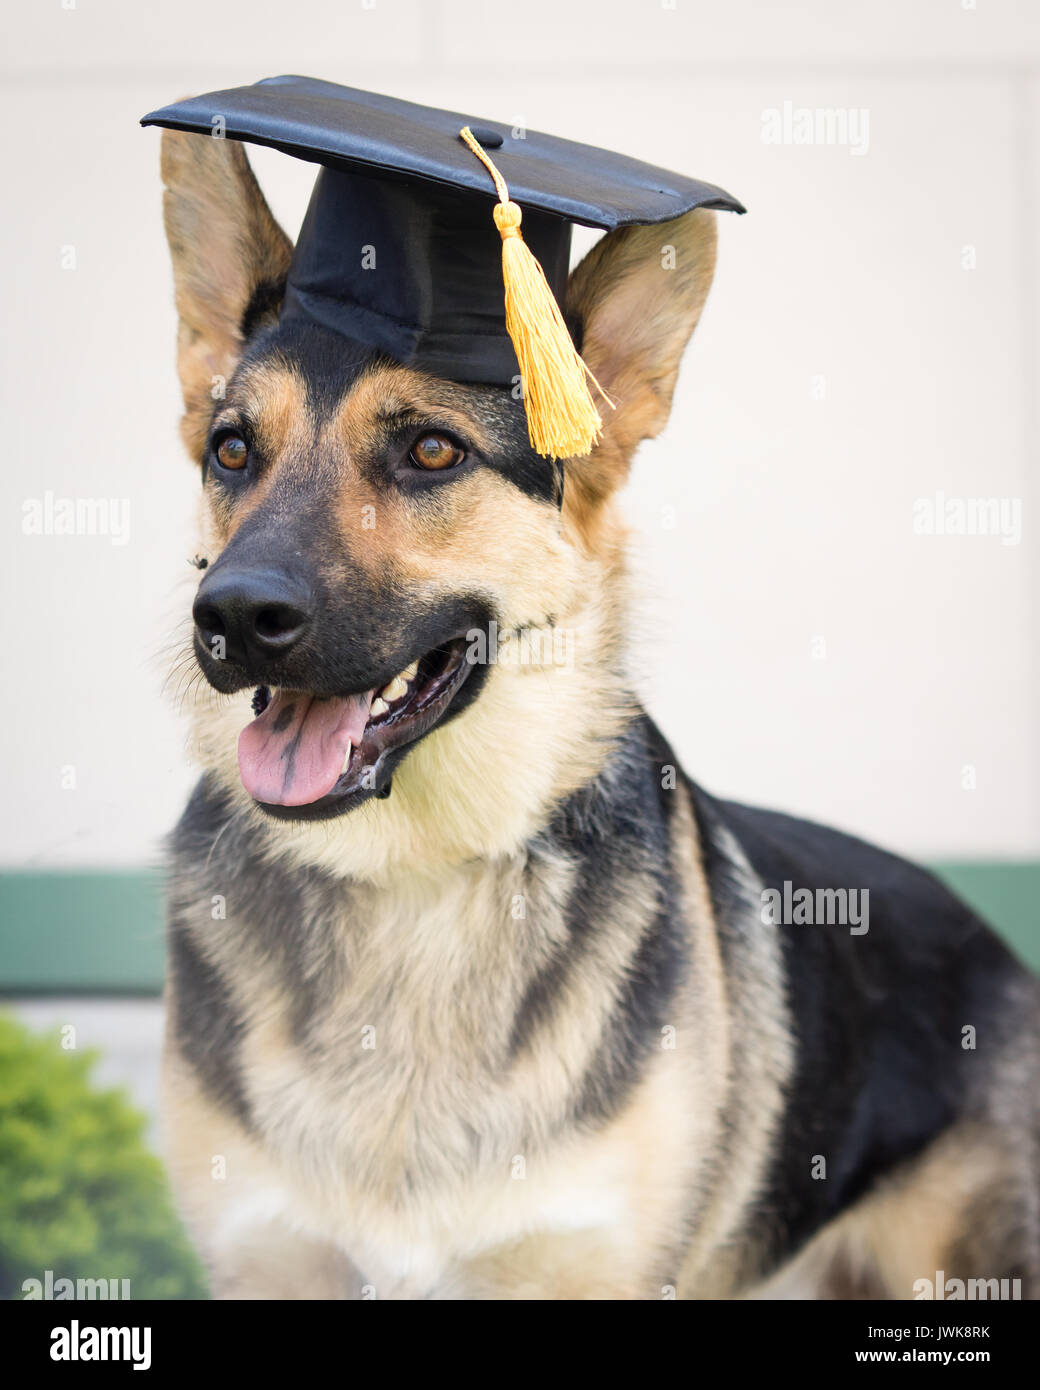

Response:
(0, 862), (1037, 994)
(930, 862), (1040, 972)
(0, 870), (165, 994)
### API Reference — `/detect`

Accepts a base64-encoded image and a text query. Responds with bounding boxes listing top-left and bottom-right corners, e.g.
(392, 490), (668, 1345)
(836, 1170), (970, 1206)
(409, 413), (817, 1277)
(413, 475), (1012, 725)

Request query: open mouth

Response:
(237, 637), (473, 820)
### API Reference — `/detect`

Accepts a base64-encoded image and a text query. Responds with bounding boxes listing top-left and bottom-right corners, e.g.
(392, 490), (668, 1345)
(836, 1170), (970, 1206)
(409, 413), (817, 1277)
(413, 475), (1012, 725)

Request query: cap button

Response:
(463, 126), (503, 149)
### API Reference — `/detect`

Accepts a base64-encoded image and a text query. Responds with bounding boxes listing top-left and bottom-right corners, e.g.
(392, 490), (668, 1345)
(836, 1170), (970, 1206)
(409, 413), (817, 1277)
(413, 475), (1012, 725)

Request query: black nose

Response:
(193, 567), (314, 670)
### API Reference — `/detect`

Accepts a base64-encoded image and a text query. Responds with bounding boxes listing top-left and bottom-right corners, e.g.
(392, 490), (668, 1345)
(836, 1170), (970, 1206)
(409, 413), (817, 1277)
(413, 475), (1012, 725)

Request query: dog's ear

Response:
(160, 130), (293, 460)
(564, 208), (717, 525)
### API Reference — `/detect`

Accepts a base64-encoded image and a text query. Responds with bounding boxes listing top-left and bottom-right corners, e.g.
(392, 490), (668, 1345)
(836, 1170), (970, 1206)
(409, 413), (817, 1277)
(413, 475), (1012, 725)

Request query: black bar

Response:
(0, 1296), (1028, 1373)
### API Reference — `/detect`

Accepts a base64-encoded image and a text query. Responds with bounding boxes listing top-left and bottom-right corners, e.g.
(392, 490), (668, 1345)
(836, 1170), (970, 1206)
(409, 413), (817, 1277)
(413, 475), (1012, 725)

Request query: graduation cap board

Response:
(142, 75), (744, 460)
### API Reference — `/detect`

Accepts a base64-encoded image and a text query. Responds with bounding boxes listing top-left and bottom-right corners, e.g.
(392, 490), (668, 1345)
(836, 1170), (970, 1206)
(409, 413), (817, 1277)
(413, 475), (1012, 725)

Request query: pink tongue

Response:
(237, 689), (374, 806)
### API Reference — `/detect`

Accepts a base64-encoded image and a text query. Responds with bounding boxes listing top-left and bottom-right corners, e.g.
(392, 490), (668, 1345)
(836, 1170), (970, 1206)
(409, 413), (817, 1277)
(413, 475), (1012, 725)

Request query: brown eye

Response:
(216, 434), (248, 470)
(409, 433), (464, 471)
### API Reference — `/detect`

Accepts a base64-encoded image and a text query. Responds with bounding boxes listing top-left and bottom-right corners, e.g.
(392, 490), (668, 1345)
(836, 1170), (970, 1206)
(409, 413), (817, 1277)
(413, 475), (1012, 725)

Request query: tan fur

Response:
(748, 1126), (1025, 1300)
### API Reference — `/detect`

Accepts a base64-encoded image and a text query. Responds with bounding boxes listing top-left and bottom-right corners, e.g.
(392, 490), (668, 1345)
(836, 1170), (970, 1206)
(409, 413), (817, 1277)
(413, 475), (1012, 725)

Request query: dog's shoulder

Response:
(695, 786), (1025, 986)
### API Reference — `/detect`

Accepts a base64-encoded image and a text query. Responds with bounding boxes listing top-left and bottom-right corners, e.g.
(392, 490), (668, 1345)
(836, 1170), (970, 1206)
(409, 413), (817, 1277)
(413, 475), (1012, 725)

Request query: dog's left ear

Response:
(160, 130), (293, 460)
(565, 208), (718, 517)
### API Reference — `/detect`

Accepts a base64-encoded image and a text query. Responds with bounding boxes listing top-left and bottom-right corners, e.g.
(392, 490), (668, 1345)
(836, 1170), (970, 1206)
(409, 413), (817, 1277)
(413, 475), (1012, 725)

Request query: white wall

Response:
(2, 0), (1037, 867)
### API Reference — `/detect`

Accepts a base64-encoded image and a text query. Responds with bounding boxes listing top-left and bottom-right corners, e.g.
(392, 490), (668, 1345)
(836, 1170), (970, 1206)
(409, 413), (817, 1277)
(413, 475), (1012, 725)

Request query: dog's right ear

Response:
(160, 131), (293, 460)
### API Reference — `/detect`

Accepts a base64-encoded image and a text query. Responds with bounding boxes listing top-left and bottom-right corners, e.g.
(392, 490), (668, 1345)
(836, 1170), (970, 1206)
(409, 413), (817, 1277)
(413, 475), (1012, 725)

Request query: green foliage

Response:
(0, 1012), (207, 1300)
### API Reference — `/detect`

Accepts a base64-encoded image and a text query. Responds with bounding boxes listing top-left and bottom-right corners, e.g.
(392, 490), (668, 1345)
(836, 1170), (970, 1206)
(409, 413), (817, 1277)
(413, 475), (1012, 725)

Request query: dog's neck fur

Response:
(167, 686), (708, 1218)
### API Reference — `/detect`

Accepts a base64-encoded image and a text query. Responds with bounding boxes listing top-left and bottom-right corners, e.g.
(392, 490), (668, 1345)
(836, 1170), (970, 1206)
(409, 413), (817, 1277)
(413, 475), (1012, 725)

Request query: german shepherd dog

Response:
(158, 129), (1040, 1300)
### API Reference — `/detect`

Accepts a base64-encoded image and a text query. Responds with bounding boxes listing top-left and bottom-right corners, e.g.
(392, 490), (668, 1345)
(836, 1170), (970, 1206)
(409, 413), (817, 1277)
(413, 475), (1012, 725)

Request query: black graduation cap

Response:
(142, 75), (744, 458)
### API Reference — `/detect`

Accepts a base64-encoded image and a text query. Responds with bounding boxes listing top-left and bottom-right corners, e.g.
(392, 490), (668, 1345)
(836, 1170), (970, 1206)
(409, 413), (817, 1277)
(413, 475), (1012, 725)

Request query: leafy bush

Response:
(0, 1011), (207, 1300)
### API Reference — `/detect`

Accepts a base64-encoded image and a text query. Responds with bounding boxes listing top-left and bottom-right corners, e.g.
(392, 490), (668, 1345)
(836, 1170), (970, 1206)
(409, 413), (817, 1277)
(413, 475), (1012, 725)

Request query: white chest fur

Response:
(197, 854), (702, 1296)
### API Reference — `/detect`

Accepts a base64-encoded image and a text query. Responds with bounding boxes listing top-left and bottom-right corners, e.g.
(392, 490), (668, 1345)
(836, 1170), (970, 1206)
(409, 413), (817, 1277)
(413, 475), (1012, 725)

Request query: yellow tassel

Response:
(459, 125), (612, 460)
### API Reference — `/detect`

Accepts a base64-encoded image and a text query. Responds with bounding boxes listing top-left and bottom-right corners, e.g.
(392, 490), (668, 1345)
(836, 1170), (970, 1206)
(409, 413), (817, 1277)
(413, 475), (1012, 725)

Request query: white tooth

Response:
(400, 660), (419, 682)
(381, 676), (408, 701)
(370, 697), (389, 717)
(341, 742), (352, 775)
